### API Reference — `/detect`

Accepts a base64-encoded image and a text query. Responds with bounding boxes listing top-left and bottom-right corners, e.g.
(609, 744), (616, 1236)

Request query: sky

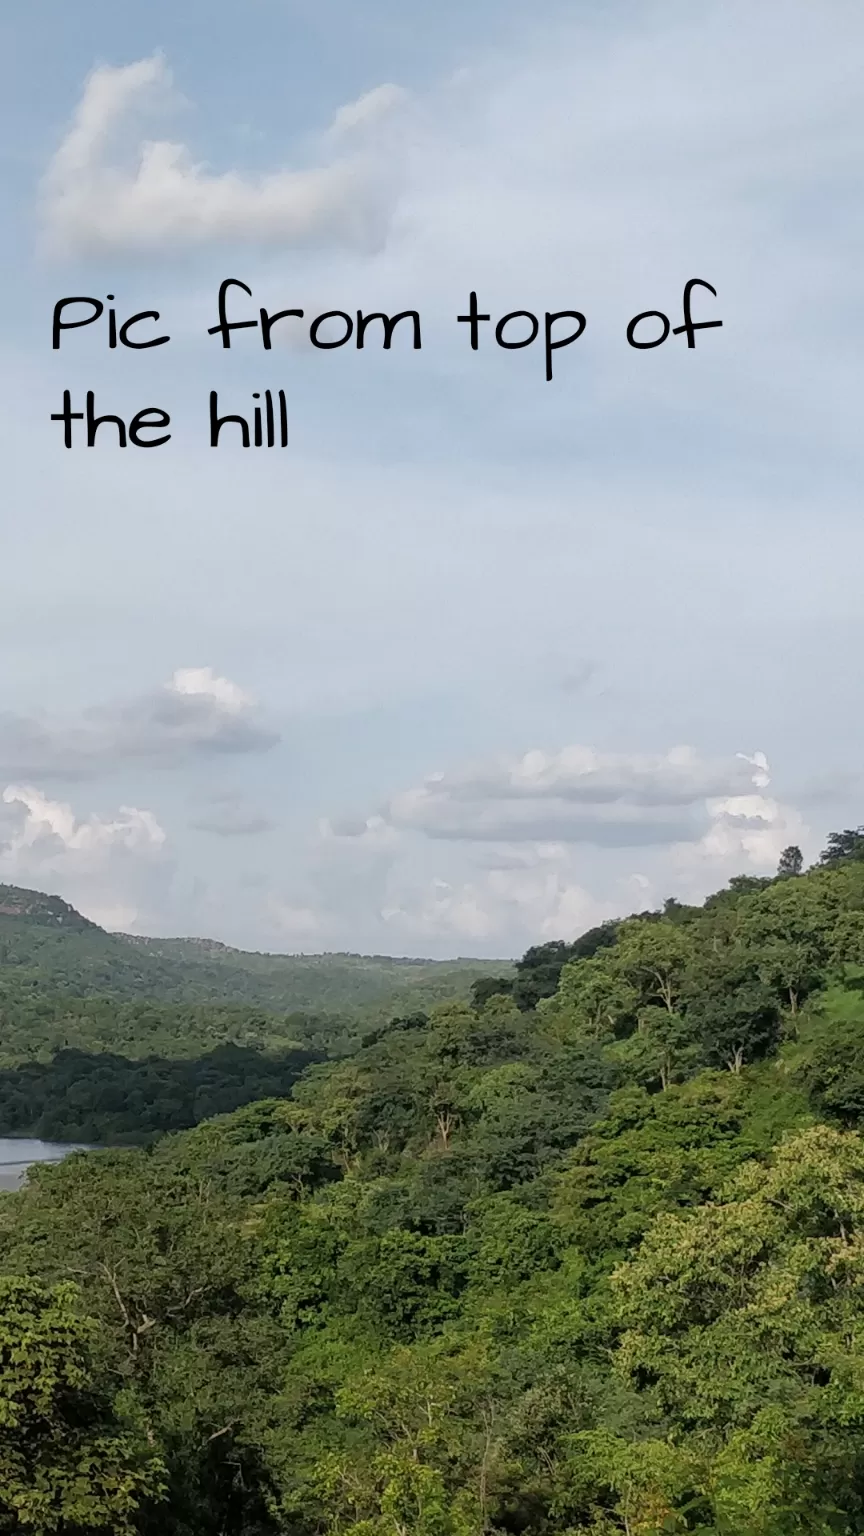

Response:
(0, 0), (862, 957)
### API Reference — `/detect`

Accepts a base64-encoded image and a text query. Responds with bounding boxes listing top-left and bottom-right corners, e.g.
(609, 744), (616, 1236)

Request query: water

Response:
(0, 1138), (88, 1191)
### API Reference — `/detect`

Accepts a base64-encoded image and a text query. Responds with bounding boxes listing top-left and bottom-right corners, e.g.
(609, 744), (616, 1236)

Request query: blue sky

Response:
(0, 0), (862, 954)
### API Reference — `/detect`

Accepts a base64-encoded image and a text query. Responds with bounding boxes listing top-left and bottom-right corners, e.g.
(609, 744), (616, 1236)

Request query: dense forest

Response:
(0, 888), (500, 1137)
(0, 886), (497, 1019)
(0, 1045), (322, 1144)
(4, 831), (864, 1532)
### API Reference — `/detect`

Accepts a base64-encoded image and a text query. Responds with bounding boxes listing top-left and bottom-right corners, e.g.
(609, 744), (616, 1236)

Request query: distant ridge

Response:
(120, 932), (483, 965)
(119, 934), (248, 957)
(0, 884), (509, 1016)
(0, 885), (100, 932)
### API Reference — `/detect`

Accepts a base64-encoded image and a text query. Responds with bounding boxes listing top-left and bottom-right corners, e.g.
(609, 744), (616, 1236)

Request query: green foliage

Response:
(0, 1044), (320, 1144)
(553, 1072), (810, 1263)
(777, 845), (804, 879)
(0, 853), (864, 1530)
(0, 884), (504, 1064)
(542, 860), (864, 1089)
(819, 827), (864, 867)
(594, 1125), (864, 1533)
(787, 976), (864, 1126)
(0, 985), (340, 1067)
(0, 1275), (164, 1533)
(505, 927), (618, 1012)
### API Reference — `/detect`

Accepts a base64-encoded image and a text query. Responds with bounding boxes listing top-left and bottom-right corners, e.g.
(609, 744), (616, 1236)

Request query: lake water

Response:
(0, 1138), (88, 1191)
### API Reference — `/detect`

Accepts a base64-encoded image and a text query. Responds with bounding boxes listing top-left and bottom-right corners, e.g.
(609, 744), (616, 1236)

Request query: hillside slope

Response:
(0, 884), (507, 1016)
(6, 847), (864, 1532)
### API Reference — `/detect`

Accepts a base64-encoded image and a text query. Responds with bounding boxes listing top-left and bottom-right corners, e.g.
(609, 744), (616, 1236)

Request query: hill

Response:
(5, 839), (864, 1531)
(116, 930), (505, 1015)
(0, 882), (507, 1020)
(0, 884), (510, 1133)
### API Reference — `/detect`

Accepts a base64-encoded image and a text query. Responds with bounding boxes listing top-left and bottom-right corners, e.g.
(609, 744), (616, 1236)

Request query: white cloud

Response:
(0, 784), (171, 932)
(736, 752), (771, 789)
(267, 902), (322, 942)
(170, 667), (252, 713)
(41, 54), (408, 255)
(320, 812), (398, 848)
(193, 755), (810, 958)
(251, 828), (614, 954)
(14, 0), (860, 956)
(380, 851), (615, 945)
(296, 745), (809, 954)
(673, 792), (810, 880)
(0, 668), (278, 778)
(328, 84), (409, 140)
(1, 783), (165, 855)
(375, 746), (774, 847)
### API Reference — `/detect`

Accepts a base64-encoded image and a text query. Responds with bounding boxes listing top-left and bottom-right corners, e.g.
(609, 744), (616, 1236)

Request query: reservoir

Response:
(0, 1138), (88, 1191)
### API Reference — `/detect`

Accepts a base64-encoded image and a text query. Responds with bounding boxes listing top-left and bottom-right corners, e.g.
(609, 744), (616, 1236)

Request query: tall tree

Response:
(614, 920), (695, 1016)
(777, 844), (804, 878)
(819, 827), (864, 867)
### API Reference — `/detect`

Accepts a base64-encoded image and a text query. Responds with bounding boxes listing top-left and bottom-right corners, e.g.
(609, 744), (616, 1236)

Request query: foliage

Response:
(0, 1275), (164, 1533)
(777, 845), (804, 879)
(0, 852), (863, 1530)
(818, 827), (864, 867)
(589, 1125), (864, 1533)
(0, 884), (503, 1053)
(0, 1044), (321, 1144)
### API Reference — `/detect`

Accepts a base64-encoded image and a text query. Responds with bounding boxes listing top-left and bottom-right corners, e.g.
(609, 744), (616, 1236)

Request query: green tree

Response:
(545, 953), (638, 1041)
(0, 1276), (165, 1534)
(614, 920), (695, 1016)
(735, 870), (851, 1011)
(792, 986), (864, 1126)
(819, 827), (864, 867)
(777, 845), (804, 879)
(510, 930), (616, 1012)
(681, 951), (781, 1072)
(469, 977), (514, 1011)
(590, 1125), (864, 1533)
(614, 1007), (700, 1090)
(309, 1344), (498, 1536)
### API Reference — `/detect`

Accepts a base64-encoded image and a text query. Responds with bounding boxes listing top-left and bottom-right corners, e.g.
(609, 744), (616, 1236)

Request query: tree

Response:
(593, 1126), (864, 1534)
(756, 938), (818, 1015)
(554, 1074), (808, 1263)
(777, 844), (804, 878)
(0, 1149), (285, 1536)
(819, 826), (864, 867)
(511, 942), (579, 1011)
(544, 952), (638, 1040)
(793, 988), (864, 1126)
(510, 928), (617, 1011)
(735, 870), (849, 1010)
(615, 1007), (701, 1090)
(14, 852), (864, 1533)
(469, 976), (514, 1011)
(308, 1343), (498, 1536)
(614, 920), (695, 1016)
(697, 984), (782, 1071)
(0, 1276), (165, 1533)
(680, 946), (782, 1070)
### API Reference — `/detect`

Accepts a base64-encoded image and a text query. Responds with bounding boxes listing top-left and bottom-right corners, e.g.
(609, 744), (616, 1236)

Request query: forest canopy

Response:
(2, 836), (864, 1532)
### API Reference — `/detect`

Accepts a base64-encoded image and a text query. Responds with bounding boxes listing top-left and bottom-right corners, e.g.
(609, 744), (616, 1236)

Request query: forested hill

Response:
(5, 830), (864, 1531)
(0, 883), (504, 1014)
(117, 931), (504, 1015)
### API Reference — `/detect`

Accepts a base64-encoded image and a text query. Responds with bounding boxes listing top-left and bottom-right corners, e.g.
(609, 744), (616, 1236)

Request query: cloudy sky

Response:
(0, 0), (861, 955)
